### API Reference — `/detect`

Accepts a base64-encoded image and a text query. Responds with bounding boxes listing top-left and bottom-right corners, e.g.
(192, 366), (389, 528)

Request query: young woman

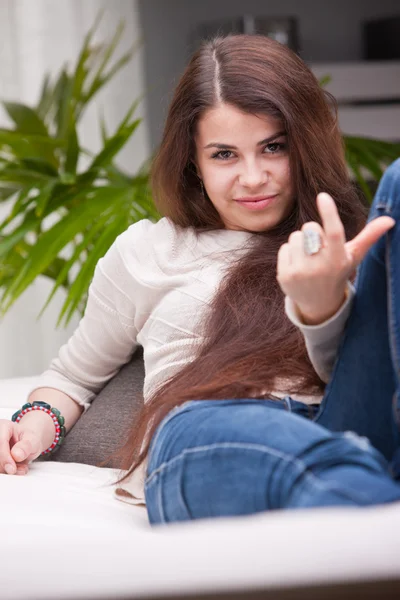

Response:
(1, 35), (400, 525)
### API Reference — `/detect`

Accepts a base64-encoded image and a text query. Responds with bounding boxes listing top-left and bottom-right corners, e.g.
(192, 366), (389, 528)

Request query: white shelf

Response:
(310, 61), (400, 141)
(310, 60), (400, 102)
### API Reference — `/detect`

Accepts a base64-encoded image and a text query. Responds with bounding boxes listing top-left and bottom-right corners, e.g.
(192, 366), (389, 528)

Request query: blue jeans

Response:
(144, 159), (400, 525)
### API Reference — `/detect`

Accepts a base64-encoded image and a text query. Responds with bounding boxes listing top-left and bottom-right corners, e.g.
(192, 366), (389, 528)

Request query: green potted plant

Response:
(0, 13), (160, 327)
(345, 135), (400, 201)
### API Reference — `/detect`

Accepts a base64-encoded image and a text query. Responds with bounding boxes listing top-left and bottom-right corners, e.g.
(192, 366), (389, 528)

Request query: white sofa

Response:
(1, 375), (400, 600)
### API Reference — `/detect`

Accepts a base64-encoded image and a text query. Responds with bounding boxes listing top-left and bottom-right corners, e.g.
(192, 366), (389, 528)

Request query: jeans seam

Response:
(144, 441), (372, 503)
(156, 469), (166, 524)
(373, 200), (392, 215)
(146, 400), (197, 475)
(373, 158), (400, 215)
(387, 232), (400, 385)
(283, 396), (291, 411)
(313, 324), (350, 424)
(146, 399), (288, 475)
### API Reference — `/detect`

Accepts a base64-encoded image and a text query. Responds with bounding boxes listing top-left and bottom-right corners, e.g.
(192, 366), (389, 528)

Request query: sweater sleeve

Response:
(28, 224), (145, 412)
(284, 281), (355, 383)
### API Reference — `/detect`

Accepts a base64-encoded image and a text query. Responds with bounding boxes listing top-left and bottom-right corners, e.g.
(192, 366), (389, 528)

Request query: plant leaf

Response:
(0, 187), (126, 311)
(84, 20), (125, 99)
(36, 73), (53, 121)
(89, 118), (141, 170)
(319, 74), (332, 88)
(3, 102), (49, 137)
(21, 157), (59, 177)
(0, 130), (61, 170)
(0, 11), (154, 326)
(99, 109), (108, 144)
(71, 9), (105, 116)
(0, 167), (52, 185)
(38, 215), (111, 318)
(84, 49), (135, 104)
(0, 185), (20, 201)
(0, 210), (39, 255)
(345, 147), (373, 203)
(58, 214), (128, 326)
(344, 137), (383, 180)
(35, 180), (57, 217)
(0, 187), (35, 230)
(55, 72), (74, 139)
(64, 113), (79, 175)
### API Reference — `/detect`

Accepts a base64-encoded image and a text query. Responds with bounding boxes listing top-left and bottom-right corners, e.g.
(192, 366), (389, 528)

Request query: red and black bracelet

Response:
(11, 401), (66, 455)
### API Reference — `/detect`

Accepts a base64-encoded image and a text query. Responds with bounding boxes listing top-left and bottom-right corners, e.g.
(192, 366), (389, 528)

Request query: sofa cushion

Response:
(46, 347), (145, 468)
(2, 458), (400, 600)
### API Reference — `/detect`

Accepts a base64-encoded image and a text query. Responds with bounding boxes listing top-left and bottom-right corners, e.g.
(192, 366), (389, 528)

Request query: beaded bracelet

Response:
(11, 401), (66, 456)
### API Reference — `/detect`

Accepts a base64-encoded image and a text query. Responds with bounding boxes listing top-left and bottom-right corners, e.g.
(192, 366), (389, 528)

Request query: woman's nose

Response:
(238, 161), (268, 189)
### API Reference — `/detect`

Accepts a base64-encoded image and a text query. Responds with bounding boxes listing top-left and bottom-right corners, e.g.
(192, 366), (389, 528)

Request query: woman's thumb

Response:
(345, 216), (395, 267)
(11, 428), (40, 462)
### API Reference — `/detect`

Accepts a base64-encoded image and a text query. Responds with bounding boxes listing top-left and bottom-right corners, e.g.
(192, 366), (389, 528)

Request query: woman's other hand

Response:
(277, 192), (396, 325)
(0, 419), (43, 475)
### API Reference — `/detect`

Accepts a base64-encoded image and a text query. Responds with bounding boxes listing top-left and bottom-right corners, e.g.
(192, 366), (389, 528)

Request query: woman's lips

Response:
(235, 195), (278, 210)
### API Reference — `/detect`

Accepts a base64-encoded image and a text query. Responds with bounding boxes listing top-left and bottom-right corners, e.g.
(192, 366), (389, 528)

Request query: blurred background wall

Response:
(138, 0), (400, 149)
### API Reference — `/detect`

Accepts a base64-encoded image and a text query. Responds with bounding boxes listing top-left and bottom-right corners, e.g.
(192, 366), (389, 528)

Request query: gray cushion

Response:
(42, 347), (145, 468)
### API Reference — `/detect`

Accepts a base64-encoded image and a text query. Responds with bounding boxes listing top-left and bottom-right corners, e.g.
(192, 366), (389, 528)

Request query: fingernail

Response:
(4, 463), (16, 475)
(318, 192), (330, 202)
(13, 449), (24, 460)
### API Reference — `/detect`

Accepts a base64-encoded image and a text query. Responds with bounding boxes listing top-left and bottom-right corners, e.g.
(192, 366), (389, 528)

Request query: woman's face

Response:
(194, 103), (295, 232)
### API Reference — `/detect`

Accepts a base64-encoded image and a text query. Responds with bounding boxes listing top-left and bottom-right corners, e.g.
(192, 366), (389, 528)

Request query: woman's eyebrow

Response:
(204, 131), (287, 150)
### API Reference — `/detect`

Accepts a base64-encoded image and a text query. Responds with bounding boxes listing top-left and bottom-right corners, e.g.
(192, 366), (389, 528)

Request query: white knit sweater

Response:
(30, 217), (355, 505)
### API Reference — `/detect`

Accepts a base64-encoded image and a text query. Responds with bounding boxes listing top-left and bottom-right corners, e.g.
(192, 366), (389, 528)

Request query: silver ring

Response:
(303, 229), (322, 255)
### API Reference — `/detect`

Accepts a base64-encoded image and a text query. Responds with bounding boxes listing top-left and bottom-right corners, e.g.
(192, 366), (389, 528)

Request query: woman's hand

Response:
(0, 419), (43, 475)
(277, 192), (396, 325)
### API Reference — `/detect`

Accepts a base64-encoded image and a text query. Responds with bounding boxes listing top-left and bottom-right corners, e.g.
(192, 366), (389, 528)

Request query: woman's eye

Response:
(211, 150), (235, 160)
(264, 142), (284, 154)
(211, 143), (286, 160)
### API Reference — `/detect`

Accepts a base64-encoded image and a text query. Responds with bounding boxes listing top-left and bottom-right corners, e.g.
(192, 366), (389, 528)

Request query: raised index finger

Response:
(316, 192), (347, 259)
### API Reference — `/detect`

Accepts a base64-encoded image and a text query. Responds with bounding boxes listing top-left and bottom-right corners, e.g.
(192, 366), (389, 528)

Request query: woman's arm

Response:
(284, 281), (355, 383)
(20, 223), (146, 448)
(278, 192), (394, 384)
(2, 220), (158, 472)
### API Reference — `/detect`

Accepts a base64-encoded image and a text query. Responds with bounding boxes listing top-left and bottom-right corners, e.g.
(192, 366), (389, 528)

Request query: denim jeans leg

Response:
(144, 400), (400, 524)
(314, 158), (400, 462)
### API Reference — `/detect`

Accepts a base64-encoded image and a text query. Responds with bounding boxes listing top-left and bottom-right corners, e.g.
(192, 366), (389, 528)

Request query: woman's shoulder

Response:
(114, 217), (254, 269)
(114, 216), (194, 267)
(118, 216), (176, 240)
(118, 216), (189, 248)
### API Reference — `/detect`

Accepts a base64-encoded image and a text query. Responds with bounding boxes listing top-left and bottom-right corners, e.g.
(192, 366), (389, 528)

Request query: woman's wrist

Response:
(295, 288), (349, 326)
(16, 410), (57, 455)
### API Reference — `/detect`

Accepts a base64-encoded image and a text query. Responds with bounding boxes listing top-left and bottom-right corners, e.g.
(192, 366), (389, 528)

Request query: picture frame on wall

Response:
(191, 15), (299, 54)
(252, 16), (299, 53)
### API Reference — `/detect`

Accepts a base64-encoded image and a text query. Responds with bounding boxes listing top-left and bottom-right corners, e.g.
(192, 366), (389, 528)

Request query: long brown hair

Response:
(108, 34), (367, 485)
